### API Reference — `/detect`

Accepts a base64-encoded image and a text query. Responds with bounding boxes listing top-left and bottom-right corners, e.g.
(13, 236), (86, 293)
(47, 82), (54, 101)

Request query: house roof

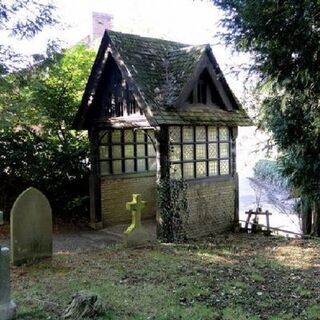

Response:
(73, 30), (251, 129)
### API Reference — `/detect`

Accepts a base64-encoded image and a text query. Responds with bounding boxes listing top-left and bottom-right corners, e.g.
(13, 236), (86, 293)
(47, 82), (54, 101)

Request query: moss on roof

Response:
(76, 30), (252, 128)
(153, 105), (252, 126)
(108, 31), (186, 108)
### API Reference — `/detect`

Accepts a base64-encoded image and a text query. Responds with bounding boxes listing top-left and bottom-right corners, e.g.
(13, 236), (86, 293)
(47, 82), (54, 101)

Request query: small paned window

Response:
(99, 129), (156, 175)
(169, 126), (181, 143)
(169, 126), (231, 180)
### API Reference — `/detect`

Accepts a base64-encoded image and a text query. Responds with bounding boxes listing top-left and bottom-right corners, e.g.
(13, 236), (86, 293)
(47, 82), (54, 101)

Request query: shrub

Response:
(253, 159), (289, 189)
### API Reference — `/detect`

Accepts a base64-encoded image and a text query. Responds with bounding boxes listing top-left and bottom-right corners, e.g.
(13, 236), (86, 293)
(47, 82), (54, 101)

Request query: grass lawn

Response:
(12, 234), (320, 320)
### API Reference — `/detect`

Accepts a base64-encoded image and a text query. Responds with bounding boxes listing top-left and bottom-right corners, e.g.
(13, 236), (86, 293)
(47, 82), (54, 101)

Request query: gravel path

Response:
(0, 230), (120, 251)
(0, 220), (157, 251)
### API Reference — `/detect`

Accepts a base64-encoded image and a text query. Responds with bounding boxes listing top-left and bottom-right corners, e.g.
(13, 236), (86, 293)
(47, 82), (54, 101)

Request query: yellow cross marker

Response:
(125, 194), (146, 233)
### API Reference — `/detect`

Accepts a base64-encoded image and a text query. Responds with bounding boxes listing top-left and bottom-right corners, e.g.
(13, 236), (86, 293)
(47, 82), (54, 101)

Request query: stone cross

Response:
(0, 246), (16, 320)
(125, 194), (146, 230)
(124, 194), (151, 247)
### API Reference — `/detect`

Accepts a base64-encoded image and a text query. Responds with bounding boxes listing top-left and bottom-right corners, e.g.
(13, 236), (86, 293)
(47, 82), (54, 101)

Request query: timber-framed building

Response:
(73, 30), (251, 238)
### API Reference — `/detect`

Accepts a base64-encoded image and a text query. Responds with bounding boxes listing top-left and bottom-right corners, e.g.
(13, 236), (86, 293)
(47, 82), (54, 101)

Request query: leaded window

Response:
(99, 129), (156, 175)
(169, 126), (231, 180)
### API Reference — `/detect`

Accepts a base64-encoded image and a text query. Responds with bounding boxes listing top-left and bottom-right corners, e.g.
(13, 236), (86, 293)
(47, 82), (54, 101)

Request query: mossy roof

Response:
(107, 31), (208, 109)
(74, 30), (252, 129)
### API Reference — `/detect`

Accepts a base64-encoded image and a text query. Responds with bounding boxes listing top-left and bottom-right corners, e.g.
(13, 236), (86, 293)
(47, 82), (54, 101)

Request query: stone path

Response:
(0, 176), (301, 252)
(0, 220), (157, 252)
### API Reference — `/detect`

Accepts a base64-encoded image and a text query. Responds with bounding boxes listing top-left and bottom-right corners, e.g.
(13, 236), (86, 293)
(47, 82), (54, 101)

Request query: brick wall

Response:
(182, 178), (236, 238)
(100, 174), (157, 226)
(100, 174), (236, 237)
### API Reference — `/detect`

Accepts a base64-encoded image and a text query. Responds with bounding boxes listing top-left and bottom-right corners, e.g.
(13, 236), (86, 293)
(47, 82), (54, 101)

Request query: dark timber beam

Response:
(88, 128), (103, 229)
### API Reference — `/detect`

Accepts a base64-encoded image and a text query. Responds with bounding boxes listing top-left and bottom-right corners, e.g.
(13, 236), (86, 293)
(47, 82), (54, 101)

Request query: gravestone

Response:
(0, 246), (16, 320)
(0, 211), (3, 225)
(10, 187), (52, 266)
(123, 194), (153, 247)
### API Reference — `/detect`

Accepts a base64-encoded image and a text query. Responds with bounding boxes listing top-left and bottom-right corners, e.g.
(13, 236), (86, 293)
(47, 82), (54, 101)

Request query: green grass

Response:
(11, 234), (320, 319)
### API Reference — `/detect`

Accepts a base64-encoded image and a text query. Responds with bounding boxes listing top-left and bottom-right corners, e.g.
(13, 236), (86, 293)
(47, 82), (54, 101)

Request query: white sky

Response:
(6, 0), (253, 97)
(56, 0), (222, 45)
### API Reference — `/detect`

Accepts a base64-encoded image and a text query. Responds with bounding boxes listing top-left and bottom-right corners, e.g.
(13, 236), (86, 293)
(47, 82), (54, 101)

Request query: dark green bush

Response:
(0, 45), (95, 222)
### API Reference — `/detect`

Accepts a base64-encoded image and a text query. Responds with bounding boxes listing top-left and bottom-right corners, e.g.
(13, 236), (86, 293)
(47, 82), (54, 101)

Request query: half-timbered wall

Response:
(168, 125), (233, 180)
(98, 128), (156, 176)
(96, 128), (157, 226)
(187, 69), (225, 107)
(88, 55), (144, 124)
(167, 125), (238, 238)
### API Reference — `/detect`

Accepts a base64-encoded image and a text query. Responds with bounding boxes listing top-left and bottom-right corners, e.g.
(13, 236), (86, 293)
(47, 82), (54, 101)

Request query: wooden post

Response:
(231, 127), (239, 227)
(311, 200), (320, 236)
(265, 210), (271, 235)
(245, 210), (253, 231)
(244, 209), (272, 235)
(88, 128), (102, 229)
(156, 125), (170, 181)
(155, 125), (170, 239)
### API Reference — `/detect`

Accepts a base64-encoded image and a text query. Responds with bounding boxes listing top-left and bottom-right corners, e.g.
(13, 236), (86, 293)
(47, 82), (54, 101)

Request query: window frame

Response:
(169, 125), (232, 180)
(98, 129), (156, 176)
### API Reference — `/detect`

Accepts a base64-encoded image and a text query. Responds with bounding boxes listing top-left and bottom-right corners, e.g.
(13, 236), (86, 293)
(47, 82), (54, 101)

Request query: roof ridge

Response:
(168, 43), (209, 53)
(107, 29), (188, 47)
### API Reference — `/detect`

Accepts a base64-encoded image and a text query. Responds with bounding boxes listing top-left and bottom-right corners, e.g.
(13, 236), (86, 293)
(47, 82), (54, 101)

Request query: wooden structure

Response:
(73, 30), (251, 238)
(244, 208), (272, 235)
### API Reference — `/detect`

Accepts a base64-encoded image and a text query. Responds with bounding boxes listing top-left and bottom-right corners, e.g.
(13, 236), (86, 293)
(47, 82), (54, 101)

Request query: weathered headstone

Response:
(123, 194), (152, 247)
(0, 246), (16, 320)
(10, 187), (52, 266)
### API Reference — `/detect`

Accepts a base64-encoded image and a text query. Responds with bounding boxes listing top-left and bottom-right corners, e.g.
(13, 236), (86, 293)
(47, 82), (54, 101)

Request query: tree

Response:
(0, 45), (96, 221)
(211, 0), (320, 235)
(0, 0), (57, 74)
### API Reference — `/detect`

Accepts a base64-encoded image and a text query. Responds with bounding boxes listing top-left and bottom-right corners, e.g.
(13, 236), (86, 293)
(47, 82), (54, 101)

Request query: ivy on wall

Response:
(157, 176), (189, 242)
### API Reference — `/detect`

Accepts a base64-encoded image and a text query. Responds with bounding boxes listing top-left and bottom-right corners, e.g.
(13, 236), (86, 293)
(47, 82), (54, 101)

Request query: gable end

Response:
(175, 47), (237, 111)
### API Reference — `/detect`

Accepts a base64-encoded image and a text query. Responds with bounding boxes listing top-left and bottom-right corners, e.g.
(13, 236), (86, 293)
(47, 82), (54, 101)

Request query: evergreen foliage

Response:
(0, 45), (96, 221)
(0, 0), (58, 74)
(212, 0), (320, 234)
(254, 160), (289, 190)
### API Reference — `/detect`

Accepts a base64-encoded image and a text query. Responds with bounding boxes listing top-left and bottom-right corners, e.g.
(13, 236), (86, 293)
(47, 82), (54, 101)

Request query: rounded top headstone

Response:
(10, 187), (52, 265)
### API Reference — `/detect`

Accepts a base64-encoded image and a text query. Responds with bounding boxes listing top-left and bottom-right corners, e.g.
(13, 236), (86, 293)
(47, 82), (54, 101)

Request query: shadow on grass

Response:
(11, 233), (320, 320)
(16, 311), (52, 320)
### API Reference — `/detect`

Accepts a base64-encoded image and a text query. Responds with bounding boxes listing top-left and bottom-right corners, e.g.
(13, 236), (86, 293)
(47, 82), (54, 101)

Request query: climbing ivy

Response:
(157, 176), (189, 242)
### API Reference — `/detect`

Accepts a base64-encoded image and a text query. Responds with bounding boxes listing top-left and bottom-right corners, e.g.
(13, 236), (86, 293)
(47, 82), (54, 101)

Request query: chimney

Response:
(92, 12), (113, 42)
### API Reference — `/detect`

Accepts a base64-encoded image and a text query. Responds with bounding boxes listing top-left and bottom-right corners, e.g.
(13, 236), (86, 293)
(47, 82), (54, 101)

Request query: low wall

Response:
(183, 177), (236, 238)
(100, 173), (157, 226)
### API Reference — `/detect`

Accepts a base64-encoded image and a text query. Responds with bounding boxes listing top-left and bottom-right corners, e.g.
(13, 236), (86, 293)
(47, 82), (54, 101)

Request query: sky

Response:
(6, 0), (252, 97)
(55, 0), (222, 45)
(9, 0), (222, 52)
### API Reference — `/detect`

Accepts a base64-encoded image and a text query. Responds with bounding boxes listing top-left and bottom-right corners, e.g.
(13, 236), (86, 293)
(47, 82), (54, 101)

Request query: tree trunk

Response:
(311, 200), (320, 236)
(301, 198), (312, 235)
